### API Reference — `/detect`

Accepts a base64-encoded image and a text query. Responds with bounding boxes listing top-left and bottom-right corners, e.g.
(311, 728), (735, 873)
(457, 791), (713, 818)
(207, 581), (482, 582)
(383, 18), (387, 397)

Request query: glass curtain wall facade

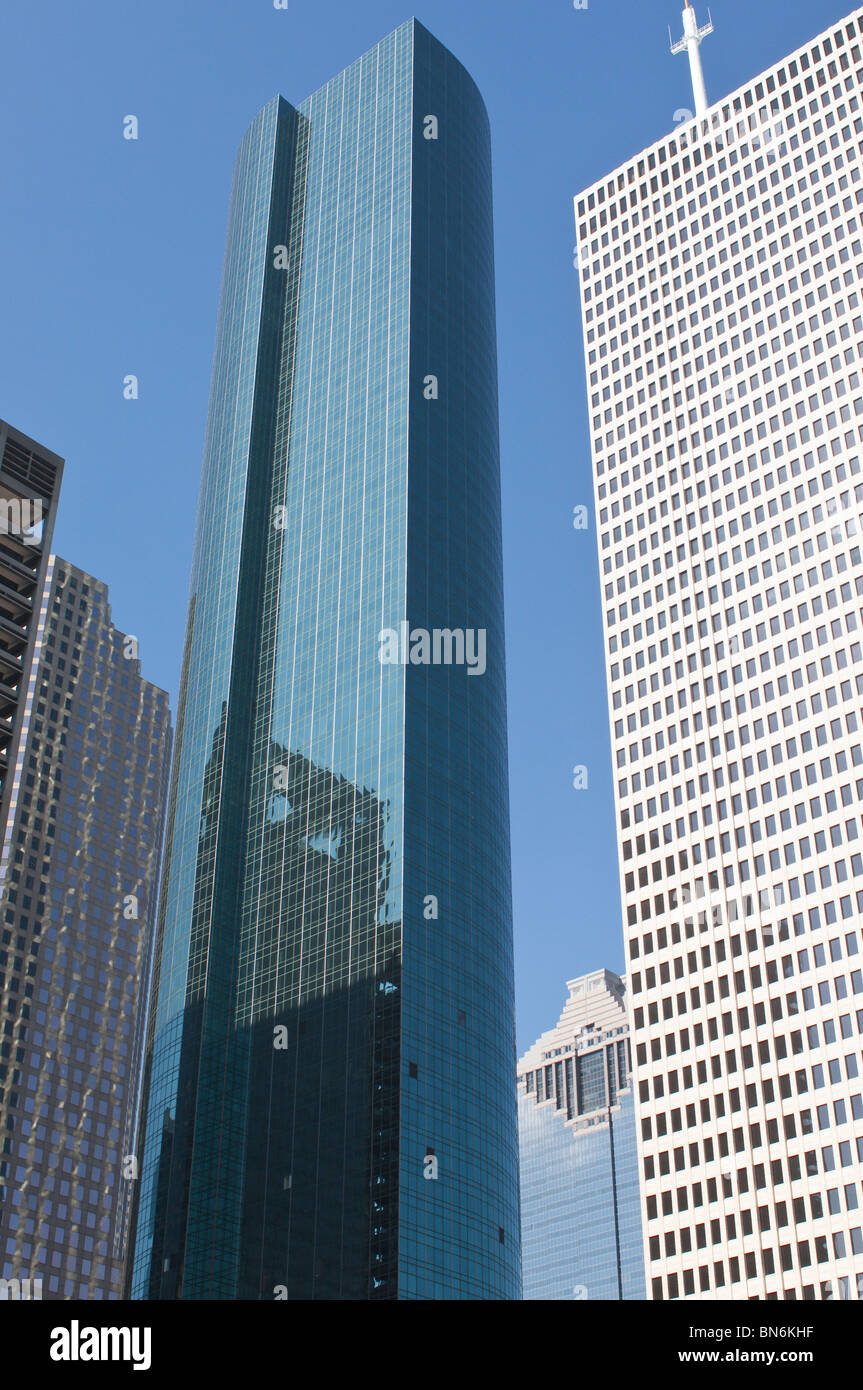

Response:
(518, 970), (645, 1300)
(126, 19), (519, 1302)
(0, 558), (171, 1298)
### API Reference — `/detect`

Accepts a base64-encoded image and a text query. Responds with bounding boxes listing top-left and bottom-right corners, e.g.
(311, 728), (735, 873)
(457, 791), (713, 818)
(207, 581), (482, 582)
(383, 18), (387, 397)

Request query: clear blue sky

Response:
(0, 0), (852, 1050)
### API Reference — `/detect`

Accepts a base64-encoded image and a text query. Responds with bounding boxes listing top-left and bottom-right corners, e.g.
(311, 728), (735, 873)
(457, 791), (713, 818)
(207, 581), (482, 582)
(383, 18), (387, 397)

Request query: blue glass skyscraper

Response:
(518, 971), (645, 1300)
(126, 19), (519, 1301)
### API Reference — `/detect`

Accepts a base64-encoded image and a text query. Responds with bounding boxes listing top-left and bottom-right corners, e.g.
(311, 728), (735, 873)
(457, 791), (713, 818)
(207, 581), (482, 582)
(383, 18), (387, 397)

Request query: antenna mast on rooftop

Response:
(670, 1), (714, 117)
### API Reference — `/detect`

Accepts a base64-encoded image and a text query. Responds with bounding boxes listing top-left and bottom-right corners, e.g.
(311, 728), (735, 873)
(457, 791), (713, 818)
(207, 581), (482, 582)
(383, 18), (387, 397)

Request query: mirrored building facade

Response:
(518, 970), (645, 1300)
(126, 19), (519, 1301)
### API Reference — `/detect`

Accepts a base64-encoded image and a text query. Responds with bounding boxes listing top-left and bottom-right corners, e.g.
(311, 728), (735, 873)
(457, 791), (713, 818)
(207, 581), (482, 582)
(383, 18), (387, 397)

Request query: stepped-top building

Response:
(518, 969), (645, 1300)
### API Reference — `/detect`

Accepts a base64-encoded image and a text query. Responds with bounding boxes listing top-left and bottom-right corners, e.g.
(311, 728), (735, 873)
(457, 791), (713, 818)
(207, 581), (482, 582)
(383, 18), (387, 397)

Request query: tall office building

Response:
(0, 557), (171, 1298)
(0, 421), (63, 835)
(517, 969), (645, 1300)
(126, 19), (519, 1301)
(575, 7), (863, 1299)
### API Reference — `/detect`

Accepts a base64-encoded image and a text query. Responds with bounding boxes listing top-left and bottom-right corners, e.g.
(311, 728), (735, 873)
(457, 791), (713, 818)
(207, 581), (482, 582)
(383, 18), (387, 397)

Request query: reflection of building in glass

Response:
(127, 728), (401, 1301)
(127, 18), (519, 1302)
(0, 558), (171, 1298)
(518, 970), (645, 1300)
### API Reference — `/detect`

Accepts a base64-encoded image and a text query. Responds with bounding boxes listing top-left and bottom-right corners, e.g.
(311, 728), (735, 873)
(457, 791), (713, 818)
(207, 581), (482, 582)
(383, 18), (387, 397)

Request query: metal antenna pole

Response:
(670, 1), (715, 117)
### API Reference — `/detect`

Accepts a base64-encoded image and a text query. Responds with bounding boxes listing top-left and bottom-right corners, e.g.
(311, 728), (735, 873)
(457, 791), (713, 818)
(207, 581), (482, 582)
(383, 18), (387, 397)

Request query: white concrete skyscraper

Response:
(575, 7), (863, 1299)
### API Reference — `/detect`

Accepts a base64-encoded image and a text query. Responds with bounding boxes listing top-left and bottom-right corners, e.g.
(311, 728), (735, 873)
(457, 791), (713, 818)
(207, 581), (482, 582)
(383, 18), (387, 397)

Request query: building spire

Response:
(670, 3), (714, 117)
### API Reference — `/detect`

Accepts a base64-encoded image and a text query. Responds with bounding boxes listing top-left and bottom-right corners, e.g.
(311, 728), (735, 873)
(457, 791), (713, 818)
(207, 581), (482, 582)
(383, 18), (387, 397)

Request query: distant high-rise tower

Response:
(0, 558), (171, 1298)
(518, 970), (645, 1301)
(575, 7), (863, 1299)
(126, 19), (520, 1301)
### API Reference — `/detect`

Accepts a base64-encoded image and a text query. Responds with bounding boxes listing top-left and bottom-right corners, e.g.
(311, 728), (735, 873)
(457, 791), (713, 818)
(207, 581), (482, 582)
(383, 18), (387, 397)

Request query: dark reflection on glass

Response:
(132, 718), (400, 1299)
(240, 742), (401, 1299)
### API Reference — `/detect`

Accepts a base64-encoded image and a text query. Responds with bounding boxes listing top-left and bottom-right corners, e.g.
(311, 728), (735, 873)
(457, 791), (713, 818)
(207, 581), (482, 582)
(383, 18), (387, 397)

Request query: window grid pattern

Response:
(575, 7), (863, 1300)
(0, 558), (171, 1300)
